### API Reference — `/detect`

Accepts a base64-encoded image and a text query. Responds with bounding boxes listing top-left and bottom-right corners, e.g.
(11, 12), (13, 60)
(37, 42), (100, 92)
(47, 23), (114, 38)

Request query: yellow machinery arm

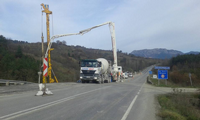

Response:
(44, 21), (118, 81)
(41, 3), (58, 83)
(41, 3), (52, 45)
(48, 48), (58, 83)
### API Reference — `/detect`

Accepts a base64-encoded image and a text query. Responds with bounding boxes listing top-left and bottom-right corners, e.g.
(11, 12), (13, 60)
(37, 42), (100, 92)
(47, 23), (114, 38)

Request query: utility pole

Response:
(189, 73), (193, 86)
(41, 33), (44, 61)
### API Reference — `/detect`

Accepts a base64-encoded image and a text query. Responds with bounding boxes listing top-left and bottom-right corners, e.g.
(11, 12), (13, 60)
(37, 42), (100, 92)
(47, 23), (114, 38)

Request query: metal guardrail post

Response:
(6, 81), (9, 86)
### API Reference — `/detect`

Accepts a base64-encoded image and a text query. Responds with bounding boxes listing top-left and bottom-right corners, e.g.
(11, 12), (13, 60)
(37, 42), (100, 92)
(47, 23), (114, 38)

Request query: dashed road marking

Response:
(121, 95), (138, 120)
(121, 78), (146, 120)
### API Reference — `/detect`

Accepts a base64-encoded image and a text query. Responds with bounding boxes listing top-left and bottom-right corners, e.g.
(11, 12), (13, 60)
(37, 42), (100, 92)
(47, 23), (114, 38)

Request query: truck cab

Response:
(79, 59), (101, 83)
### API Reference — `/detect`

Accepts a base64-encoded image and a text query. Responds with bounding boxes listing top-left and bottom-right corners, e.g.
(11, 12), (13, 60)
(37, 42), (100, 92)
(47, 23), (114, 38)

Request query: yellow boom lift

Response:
(41, 3), (58, 83)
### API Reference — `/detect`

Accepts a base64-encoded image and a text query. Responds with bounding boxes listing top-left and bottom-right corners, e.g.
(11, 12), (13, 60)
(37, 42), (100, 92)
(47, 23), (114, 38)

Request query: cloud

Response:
(0, 0), (200, 53)
(104, 0), (200, 53)
(104, 6), (115, 12)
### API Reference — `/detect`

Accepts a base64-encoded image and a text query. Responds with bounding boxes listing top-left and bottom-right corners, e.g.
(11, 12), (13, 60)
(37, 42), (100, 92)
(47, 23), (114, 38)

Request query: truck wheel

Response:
(82, 80), (85, 83)
(102, 79), (104, 84)
(97, 78), (101, 84)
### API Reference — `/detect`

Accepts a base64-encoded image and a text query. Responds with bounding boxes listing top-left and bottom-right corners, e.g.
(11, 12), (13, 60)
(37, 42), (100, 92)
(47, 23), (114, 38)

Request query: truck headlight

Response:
(94, 77), (97, 79)
(80, 76), (83, 79)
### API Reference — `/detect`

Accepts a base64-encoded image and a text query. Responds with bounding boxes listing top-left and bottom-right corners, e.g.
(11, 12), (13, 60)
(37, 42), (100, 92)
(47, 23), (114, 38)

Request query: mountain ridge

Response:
(130, 48), (199, 59)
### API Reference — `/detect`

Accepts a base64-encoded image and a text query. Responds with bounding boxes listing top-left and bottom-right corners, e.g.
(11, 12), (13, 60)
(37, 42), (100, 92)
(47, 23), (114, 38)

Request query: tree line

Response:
(1, 35), (163, 82)
(168, 54), (200, 86)
(0, 35), (40, 82)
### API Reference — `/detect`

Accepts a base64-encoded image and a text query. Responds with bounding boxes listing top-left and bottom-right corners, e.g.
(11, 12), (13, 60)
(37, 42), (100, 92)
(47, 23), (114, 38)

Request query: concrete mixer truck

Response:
(80, 58), (111, 84)
(78, 22), (120, 82)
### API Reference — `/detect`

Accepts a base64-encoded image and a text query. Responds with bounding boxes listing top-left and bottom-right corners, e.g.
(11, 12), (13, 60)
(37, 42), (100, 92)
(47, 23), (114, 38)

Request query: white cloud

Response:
(0, 0), (200, 53)
(105, 0), (200, 53)
(104, 6), (115, 12)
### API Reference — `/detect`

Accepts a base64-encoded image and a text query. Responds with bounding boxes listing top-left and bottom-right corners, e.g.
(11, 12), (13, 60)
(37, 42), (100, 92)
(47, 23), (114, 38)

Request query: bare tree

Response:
(62, 40), (66, 45)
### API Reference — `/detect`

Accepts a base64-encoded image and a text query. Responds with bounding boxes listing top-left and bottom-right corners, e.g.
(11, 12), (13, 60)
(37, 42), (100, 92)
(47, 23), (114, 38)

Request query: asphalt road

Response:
(0, 67), (155, 120)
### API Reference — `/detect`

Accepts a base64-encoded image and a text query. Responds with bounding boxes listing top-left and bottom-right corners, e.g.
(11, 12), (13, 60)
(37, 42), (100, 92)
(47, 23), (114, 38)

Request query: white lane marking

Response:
(2, 97), (76, 120)
(0, 86), (110, 120)
(121, 77), (146, 120)
(121, 95), (138, 120)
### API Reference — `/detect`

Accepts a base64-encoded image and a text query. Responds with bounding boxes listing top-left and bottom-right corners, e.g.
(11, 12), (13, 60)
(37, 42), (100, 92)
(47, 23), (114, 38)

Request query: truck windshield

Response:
(81, 61), (100, 67)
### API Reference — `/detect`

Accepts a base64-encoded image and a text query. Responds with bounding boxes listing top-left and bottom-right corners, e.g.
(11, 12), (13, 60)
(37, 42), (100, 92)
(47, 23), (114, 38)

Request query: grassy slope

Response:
(157, 90), (200, 120)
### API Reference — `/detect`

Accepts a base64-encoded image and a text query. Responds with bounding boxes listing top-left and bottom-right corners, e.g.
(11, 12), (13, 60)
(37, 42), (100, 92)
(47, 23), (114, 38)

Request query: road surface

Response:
(0, 67), (158, 120)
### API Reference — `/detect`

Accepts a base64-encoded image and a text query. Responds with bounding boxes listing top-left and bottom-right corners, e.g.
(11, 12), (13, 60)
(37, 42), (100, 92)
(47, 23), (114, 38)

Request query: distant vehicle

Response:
(124, 74), (128, 79)
(124, 73), (128, 79)
(129, 73), (133, 77)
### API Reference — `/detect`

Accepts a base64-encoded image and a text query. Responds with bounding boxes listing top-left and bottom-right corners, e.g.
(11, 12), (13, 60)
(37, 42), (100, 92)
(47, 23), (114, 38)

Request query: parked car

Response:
(129, 73), (133, 77)
(124, 73), (128, 79)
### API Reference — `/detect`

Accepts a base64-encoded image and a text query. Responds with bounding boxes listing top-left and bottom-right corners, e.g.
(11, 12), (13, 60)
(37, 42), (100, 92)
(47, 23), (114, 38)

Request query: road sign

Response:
(154, 66), (170, 70)
(43, 58), (48, 76)
(153, 74), (157, 79)
(149, 71), (152, 74)
(158, 70), (168, 79)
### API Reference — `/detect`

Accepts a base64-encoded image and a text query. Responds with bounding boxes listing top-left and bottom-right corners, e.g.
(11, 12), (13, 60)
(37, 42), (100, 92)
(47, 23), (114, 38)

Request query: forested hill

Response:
(0, 35), (163, 82)
(130, 48), (183, 59)
(169, 54), (200, 86)
(0, 35), (39, 82)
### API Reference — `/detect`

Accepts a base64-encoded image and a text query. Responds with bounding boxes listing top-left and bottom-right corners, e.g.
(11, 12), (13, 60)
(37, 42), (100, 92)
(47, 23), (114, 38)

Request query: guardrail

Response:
(146, 76), (153, 84)
(0, 79), (32, 86)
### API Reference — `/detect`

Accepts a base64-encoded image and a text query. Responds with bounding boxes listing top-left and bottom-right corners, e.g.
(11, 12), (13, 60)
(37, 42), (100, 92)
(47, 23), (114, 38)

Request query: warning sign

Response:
(43, 57), (48, 76)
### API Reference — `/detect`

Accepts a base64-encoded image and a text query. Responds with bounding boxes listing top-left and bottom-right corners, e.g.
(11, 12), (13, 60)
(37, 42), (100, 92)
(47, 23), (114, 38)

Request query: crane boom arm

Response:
(44, 33), (80, 58)
(44, 21), (118, 72)
(78, 21), (118, 72)
(79, 21), (111, 34)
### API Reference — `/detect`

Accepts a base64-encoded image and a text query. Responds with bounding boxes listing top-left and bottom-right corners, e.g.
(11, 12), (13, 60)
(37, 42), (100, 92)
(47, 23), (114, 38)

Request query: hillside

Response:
(1, 35), (164, 82)
(169, 54), (200, 86)
(130, 48), (183, 59)
(0, 35), (39, 82)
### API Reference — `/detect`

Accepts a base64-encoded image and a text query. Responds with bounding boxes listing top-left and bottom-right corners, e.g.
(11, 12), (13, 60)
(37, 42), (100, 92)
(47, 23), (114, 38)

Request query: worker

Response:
(117, 71), (120, 82)
(110, 73), (113, 82)
(86, 63), (89, 67)
(120, 72), (124, 82)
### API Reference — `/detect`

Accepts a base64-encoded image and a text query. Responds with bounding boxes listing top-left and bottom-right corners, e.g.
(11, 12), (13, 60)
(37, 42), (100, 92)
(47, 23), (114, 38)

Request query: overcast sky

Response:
(1, 0), (200, 53)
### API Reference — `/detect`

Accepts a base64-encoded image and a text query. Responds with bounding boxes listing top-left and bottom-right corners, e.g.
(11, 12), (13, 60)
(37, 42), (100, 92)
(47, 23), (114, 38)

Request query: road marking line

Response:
(121, 74), (147, 120)
(2, 97), (76, 120)
(121, 95), (138, 120)
(0, 86), (110, 120)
